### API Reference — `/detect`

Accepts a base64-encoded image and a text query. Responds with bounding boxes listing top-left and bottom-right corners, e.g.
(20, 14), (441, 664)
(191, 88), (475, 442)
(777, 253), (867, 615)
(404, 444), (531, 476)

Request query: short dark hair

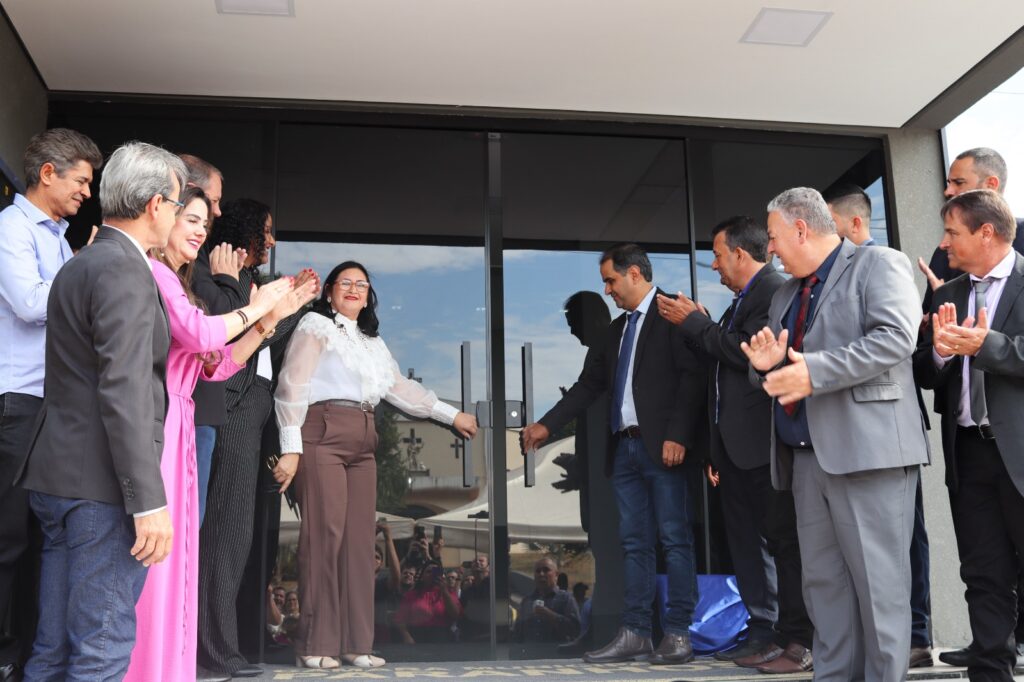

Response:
(822, 183), (872, 224)
(941, 189), (1016, 243)
(179, 153), (223, 190)
(24, 128), (103, 187)
(711, 215), (768, 262)
(599, 243), (652, 282)
(957, 147), (1007, 190)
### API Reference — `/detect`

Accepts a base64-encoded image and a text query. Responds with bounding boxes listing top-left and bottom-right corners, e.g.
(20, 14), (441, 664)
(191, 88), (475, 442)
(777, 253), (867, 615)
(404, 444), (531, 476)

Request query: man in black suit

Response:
(521, 243), (705, 665)
(914, 189), (1024, 679)
(15, 142), (184, 680)
(657, 216), (812, 671)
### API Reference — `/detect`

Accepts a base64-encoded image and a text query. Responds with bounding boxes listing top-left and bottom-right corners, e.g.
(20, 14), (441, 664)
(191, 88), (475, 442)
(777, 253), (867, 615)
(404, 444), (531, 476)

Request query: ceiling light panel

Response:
(740, 8), (832, 47)
(216, 0), (294, 17)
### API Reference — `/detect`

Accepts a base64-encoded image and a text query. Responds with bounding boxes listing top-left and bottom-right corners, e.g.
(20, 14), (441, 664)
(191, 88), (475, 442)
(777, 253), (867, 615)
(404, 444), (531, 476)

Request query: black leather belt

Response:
(959, 423), (995, 440)
(618, 425), (642, 439)
(319, 399), (374, 413)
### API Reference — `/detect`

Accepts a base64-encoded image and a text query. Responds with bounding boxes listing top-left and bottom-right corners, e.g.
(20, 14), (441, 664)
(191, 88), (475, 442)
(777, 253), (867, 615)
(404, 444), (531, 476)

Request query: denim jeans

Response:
(195, 425), (217, 526)
(24, 492), (148, 682)
(611, 435), (696, 638)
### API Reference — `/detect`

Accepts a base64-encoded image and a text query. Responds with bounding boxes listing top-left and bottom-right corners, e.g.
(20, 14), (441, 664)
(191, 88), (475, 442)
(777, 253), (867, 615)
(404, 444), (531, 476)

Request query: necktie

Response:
(714, 295), (742, 423)
(610, 310), (641, 433)
(783, 274), (819, 417)
(968, 279), (991, 425)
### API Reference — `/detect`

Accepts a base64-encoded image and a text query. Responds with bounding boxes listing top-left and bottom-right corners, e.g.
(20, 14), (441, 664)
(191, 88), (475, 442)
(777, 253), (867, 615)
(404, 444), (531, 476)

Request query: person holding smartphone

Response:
(394, 561), (463, 644)
(511, 557), (581, 644)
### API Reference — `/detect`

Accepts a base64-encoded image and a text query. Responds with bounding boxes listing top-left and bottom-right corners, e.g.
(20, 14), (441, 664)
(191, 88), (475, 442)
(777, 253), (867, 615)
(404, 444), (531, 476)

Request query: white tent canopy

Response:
(417, 436), (586, 551)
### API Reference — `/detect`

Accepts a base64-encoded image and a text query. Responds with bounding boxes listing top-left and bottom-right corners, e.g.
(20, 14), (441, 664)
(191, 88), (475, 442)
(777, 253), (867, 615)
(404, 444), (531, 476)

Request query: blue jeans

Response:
(195, 425), (217, 526)
(25, 492), (148, 682)
(611, 435), (696, 638)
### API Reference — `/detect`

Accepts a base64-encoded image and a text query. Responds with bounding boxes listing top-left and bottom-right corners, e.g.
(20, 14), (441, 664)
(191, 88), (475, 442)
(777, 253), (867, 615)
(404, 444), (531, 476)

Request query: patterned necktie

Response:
(968, 279), (992, 425)
(610, 310), (641, 433)
(783, 274), (819, 417)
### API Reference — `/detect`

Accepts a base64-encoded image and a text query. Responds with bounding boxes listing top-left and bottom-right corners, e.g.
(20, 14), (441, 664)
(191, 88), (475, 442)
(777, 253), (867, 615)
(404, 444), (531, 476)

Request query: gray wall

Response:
(0, 11), (46, 189)
(886, 127), (971, 647)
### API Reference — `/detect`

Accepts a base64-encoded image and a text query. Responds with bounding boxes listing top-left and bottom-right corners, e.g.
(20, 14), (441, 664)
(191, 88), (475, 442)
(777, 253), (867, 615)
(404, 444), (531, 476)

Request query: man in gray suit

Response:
(914, 189), (1024, 679)
(16, 142), (186, 681)
(742, 187), (929, 680)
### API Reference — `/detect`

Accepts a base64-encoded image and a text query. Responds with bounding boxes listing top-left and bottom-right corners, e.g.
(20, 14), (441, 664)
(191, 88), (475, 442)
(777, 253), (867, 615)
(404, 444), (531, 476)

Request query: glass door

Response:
(256, 124), (495, 663)
(498, 132), (698, 658)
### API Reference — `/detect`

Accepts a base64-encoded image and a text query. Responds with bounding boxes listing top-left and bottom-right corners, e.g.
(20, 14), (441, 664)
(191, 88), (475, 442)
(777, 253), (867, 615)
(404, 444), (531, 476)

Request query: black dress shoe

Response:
(230, 664), (263, 678)
(0, 663), (21, 682)
(195, 668), (231, 682)
(649, 632), (694, 665)
(582, 627), (653, 663)
(714, 635), (775, 662)
(937, 645), (974, 667)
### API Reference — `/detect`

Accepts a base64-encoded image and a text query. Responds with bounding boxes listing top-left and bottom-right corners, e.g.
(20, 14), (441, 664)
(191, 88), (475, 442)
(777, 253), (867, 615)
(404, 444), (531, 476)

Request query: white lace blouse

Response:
(275, 312), (459, 454)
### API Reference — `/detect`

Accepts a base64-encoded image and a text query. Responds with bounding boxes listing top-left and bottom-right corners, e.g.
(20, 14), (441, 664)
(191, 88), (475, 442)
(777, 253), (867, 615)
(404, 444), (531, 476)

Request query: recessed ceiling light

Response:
(740, 8), (831, 47)
(216, 0), (294, 17)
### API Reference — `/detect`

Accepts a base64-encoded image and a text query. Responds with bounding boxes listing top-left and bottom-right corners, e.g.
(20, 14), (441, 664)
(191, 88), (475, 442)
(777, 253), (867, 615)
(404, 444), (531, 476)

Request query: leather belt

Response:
(959, 423), (995, 440)
(617, 425), (642, 439)
(320, 399), (374, 413)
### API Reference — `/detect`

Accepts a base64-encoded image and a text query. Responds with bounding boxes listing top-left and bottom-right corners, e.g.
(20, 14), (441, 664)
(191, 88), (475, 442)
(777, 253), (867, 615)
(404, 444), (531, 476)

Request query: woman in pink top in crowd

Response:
(123, 186), (317, 682)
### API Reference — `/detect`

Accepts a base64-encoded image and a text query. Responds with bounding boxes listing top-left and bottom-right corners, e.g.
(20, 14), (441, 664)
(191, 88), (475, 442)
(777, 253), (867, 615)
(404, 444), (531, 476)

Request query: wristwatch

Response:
(254, 320), (277, 338)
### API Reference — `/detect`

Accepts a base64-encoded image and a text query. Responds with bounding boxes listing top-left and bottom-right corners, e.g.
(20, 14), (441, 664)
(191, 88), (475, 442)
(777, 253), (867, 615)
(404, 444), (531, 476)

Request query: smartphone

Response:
(433, 525), (443, 542)
(414, 525), (426, 541)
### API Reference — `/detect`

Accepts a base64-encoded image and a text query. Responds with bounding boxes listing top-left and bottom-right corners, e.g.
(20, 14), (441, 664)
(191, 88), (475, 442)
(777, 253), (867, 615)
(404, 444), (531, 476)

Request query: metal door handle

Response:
(522, 343), (535, 487)
(461, 341), (474, 488)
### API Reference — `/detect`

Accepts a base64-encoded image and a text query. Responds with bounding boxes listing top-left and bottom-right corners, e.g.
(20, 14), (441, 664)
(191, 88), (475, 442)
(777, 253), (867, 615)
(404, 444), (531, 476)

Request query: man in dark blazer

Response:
(657, 216), (812, 672)
(15, 142), (184, 680)
(914, 189), (1024, 679)
(521, 243), (706, 665)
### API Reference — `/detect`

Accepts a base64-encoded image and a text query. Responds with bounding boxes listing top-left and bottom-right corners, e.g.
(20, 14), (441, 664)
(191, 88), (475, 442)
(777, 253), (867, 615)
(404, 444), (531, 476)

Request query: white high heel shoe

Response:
(295, 655), (340, 669)
(341, 653), (386, 668)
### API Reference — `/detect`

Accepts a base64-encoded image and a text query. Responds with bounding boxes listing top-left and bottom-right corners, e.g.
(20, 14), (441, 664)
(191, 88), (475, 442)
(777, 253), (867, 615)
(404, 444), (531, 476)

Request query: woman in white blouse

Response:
(273, 261), (478, 669)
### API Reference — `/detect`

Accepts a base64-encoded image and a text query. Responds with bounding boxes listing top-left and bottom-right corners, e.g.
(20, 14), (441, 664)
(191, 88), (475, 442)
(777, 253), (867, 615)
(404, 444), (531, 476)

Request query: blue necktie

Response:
(610, 311), (641, 433)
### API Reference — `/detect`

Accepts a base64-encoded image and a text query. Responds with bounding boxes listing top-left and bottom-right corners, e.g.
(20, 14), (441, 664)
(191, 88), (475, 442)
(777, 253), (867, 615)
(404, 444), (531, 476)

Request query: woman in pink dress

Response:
(124, 187), (317, 682)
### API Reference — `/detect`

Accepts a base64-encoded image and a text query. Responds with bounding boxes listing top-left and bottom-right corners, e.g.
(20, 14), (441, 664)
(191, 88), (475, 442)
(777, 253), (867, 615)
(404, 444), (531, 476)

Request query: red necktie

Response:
(783, 274), (819, 417)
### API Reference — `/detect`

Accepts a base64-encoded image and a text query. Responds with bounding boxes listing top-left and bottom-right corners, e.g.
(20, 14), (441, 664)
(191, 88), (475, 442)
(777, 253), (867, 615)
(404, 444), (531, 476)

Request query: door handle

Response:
(522, 343), (535, 488)
(461, 341), (474, 488)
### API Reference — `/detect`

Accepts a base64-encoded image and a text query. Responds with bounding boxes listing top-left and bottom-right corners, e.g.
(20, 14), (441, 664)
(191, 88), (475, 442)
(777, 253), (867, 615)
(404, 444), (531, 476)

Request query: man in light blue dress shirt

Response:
(0, 128), (101, 679)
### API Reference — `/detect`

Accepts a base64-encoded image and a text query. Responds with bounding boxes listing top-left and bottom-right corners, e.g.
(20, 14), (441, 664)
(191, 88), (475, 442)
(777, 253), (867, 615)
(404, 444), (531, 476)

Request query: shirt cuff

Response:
(431, 401), (459, 426)
(280, 425), (303, 455)
(133, 505), (167, 518)
(932, 348), (953, 367)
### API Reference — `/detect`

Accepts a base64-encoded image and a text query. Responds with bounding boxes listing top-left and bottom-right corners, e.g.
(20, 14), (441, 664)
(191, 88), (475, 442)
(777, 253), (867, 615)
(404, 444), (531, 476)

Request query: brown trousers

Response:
(294, 402), (378, 656)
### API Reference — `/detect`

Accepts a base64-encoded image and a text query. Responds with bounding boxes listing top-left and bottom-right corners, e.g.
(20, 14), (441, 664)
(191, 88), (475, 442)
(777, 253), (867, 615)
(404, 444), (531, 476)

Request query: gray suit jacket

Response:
(914, 251), (1024, 497)
(16, 226), (171, 514)
(760, 239), (930, 490)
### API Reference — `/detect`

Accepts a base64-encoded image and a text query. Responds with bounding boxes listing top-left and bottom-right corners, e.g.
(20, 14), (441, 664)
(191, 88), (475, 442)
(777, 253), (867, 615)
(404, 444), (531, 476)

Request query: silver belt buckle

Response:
(360, 400), (373, 412)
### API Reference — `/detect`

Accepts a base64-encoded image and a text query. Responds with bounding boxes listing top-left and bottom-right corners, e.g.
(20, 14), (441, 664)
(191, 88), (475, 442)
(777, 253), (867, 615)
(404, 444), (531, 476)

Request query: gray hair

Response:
(100, 142), (187, 220)
(767, 187), (836, 235)
(178, 153), (223, 189)
(23, 128), (103, 188)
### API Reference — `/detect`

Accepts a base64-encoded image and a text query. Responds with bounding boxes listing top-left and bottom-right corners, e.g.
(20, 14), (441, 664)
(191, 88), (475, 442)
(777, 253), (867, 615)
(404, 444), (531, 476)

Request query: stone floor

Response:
(236, 655), (1014, 681)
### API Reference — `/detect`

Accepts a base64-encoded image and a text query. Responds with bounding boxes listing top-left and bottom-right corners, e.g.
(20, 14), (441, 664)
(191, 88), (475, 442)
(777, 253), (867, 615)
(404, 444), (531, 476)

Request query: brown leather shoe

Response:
(908, 646), (934, 668)
(734, 642), (784, 668)
(756, 643), (813, 673)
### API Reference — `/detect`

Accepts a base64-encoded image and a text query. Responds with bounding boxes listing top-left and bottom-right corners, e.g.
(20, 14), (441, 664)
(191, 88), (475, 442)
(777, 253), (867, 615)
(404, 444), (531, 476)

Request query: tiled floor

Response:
(237, 655), (986, 681)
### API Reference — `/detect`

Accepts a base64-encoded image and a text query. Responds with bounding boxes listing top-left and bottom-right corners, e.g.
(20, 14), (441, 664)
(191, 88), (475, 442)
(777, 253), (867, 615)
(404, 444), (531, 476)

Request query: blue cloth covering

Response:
(655, 574), (749, 653)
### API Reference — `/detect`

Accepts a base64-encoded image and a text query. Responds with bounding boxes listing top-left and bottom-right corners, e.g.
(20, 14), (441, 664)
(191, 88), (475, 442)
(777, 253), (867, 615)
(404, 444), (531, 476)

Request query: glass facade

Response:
(48, 101), (891, 663)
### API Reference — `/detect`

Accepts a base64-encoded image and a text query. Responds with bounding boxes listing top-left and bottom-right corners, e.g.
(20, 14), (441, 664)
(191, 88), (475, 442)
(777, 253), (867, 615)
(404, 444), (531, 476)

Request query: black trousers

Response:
(197, 379), (273, 674)
(716, 455), (812, 649)
(951, 428), (1024, 681)
(0, 392), (42, 667)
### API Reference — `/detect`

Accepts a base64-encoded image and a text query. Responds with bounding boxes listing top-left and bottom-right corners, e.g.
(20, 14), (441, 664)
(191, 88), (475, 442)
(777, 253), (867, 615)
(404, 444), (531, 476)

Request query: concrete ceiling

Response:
(4, 0), (1024, 128)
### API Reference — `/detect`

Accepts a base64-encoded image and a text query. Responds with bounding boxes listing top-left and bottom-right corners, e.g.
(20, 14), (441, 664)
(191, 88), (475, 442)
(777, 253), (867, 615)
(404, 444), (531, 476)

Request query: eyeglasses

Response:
(335, 278), (370, 292)
(160, 194), (185, 210)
